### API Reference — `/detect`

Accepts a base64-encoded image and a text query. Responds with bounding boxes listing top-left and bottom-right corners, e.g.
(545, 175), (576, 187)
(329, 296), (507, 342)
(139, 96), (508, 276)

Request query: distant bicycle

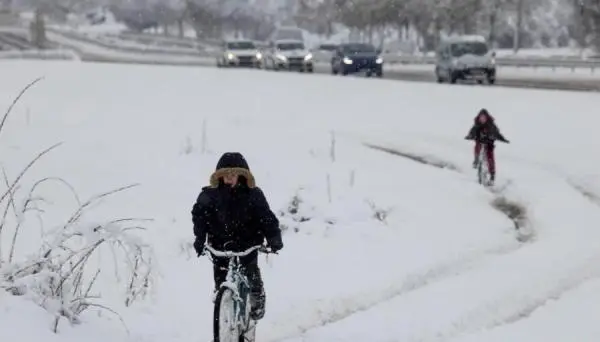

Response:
(466, 134), (508, 187)
(205, 244), (275, 342)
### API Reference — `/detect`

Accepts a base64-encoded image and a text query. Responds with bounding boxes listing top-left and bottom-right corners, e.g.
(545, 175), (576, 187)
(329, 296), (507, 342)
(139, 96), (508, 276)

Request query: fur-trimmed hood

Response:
(474, 108), (494, 123)
(209, 152), (256, 188)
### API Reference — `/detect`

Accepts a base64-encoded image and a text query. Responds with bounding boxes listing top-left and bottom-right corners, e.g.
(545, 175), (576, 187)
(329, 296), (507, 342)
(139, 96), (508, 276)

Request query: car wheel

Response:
(376, 71), (383, 78)
(487, 76), (496, 85)
(449, 70), (458, 84)
(342, 67), (349, 76)
(307, 67), (314, 73)
(435, 68), (443, 83)
(331, 66), (338, 75)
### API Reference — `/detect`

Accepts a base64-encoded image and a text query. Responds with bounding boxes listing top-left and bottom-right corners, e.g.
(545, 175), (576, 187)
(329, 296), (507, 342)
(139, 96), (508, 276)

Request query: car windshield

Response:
(277, 42), (305, 50)
(275, 29), (303, 41)
(227, 41), (255, 50)
(319, 44), (337, 51)
(450, 42), (488, 57)
(341, 43), (376, 53)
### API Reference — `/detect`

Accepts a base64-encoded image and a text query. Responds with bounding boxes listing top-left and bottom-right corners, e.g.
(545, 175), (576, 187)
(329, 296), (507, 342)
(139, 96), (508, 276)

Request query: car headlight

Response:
(227, 52), (235, 60)
(451, 58), (458, 66)
(304, 53), (313, 61)
(376, 57), (383, 64)
(256, 52), (262, 60)
(276, 54), (287, 61)
(343, 57), (353, 64)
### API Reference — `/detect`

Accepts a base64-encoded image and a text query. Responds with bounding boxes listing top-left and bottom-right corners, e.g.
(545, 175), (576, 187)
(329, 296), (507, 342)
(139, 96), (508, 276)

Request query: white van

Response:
(434, 35), (496, 84)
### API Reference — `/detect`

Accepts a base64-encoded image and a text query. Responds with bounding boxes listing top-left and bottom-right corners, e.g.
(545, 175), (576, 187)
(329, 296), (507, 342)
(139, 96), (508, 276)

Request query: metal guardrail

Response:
(0, 49), (80, 60)
(122, 32), (600, 70)
(47, 28), (208, 58)
(379, 54), (600, 70)
(45, 28), (600, 71)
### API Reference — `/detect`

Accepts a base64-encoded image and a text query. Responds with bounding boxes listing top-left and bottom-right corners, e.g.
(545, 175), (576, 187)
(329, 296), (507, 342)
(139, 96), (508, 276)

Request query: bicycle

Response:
(205, 243), (274, 342)
(466, 135), (497, 187)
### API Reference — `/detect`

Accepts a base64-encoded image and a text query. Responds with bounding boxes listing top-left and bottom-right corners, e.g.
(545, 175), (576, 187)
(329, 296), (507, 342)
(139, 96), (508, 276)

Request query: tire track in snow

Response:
(275, 142), (600, 342)
(443, 253), (600, 342)
(356, 142), (600, 341)
(270, 241), (523, 342)
(364, 143), (533, 242)
(268, 143), (530, 342)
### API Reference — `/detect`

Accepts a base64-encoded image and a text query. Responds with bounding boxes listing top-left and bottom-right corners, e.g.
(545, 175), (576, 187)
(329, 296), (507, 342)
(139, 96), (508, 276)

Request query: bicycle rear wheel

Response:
(214, 288), (240, 342)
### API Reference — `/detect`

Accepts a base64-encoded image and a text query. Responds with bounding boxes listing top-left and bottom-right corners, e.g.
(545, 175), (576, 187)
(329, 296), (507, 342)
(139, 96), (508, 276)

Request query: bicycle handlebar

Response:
(465, 136), (507, 143)
(204, 244), (273, 257)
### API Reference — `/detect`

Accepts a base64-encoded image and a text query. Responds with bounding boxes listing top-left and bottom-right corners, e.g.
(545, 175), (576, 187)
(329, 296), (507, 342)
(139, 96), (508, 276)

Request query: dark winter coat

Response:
(465, 109), (509, 145)
(192, 152), (283, 254)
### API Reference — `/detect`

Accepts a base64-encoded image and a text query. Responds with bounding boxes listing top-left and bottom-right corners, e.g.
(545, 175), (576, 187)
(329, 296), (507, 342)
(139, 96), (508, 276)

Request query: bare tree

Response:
(577, 0), (600, 52)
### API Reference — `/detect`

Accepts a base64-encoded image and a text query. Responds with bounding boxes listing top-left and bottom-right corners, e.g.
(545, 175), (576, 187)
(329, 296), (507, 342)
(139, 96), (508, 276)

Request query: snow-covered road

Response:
(21, 27), (600, 92)
(0, 61), (599, 342)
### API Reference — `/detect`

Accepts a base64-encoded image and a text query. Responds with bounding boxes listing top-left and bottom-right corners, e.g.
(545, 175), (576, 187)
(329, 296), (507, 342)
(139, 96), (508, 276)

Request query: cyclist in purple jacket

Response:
(465, 109), (510, 183)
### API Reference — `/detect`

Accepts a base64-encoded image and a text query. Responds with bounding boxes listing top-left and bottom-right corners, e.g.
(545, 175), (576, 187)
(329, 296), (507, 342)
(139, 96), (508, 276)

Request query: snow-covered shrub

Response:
(277, 178), (393, 235)
(365, 199), (393, 224)
(0, 79), (154, 333)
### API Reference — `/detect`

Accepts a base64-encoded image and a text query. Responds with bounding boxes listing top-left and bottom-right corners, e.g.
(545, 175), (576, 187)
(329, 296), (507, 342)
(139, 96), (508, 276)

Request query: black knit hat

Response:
(210, 152), (255, 188)
(215, 152), (250, 170)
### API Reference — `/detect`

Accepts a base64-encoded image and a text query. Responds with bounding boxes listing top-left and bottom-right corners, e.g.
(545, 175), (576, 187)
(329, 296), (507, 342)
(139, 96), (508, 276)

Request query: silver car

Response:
(265, 39), (314, 72)
(216, 40), (263, 68)
(435, 36), (496, 84)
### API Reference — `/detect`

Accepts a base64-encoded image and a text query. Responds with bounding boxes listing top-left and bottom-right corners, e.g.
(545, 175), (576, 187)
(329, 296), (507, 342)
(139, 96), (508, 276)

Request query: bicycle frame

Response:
(206, 244), (263, 334)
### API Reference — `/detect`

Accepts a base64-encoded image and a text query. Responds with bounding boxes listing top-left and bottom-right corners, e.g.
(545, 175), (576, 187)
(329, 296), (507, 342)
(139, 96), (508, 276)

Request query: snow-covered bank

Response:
(46, 30), (212, 64)
(0, 61), (599, 342)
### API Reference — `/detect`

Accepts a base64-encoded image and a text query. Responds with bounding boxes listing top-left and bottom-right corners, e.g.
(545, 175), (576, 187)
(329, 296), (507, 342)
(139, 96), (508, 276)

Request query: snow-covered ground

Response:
(46, 30), (213, 64)
(1, 61), (600, 342)
(42, 10), (128, 35)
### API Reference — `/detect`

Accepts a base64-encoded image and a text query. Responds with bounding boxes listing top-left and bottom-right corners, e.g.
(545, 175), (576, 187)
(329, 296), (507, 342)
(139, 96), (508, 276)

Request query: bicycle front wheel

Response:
(477, 163), (485, 185)
(478, 159), (490, 186)
(214, 288), (240, 342)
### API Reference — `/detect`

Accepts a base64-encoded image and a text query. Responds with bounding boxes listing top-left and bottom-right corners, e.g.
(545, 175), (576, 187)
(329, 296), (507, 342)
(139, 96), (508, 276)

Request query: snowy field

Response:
(1, 61), (600, 342)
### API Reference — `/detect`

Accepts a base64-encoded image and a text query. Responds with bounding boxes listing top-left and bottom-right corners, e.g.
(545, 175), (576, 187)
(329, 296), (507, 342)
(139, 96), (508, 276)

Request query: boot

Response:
(489, 172), (495, 185)
(242, 320), (257, 342)
(472, 158), (478, 168)
(249, 290), (265, 320)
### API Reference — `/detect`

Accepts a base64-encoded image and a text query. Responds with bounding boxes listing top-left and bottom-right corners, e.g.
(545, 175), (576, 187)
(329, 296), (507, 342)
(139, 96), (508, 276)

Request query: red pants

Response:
(474, 142), (495, 175)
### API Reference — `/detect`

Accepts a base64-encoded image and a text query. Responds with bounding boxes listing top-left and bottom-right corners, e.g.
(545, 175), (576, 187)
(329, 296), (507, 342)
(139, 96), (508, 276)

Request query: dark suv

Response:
(331, 43), (383, 77)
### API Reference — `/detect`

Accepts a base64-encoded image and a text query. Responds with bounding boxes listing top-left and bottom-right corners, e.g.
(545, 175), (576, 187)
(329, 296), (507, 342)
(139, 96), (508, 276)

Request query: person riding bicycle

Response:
(465, 109), (509, 183)
(191, 152), (283, 321)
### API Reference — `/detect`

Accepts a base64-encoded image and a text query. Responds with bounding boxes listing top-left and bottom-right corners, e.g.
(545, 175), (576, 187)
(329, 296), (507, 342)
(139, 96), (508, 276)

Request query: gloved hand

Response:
(267, 236), (283, 253)
(193, 238), (205, 257)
